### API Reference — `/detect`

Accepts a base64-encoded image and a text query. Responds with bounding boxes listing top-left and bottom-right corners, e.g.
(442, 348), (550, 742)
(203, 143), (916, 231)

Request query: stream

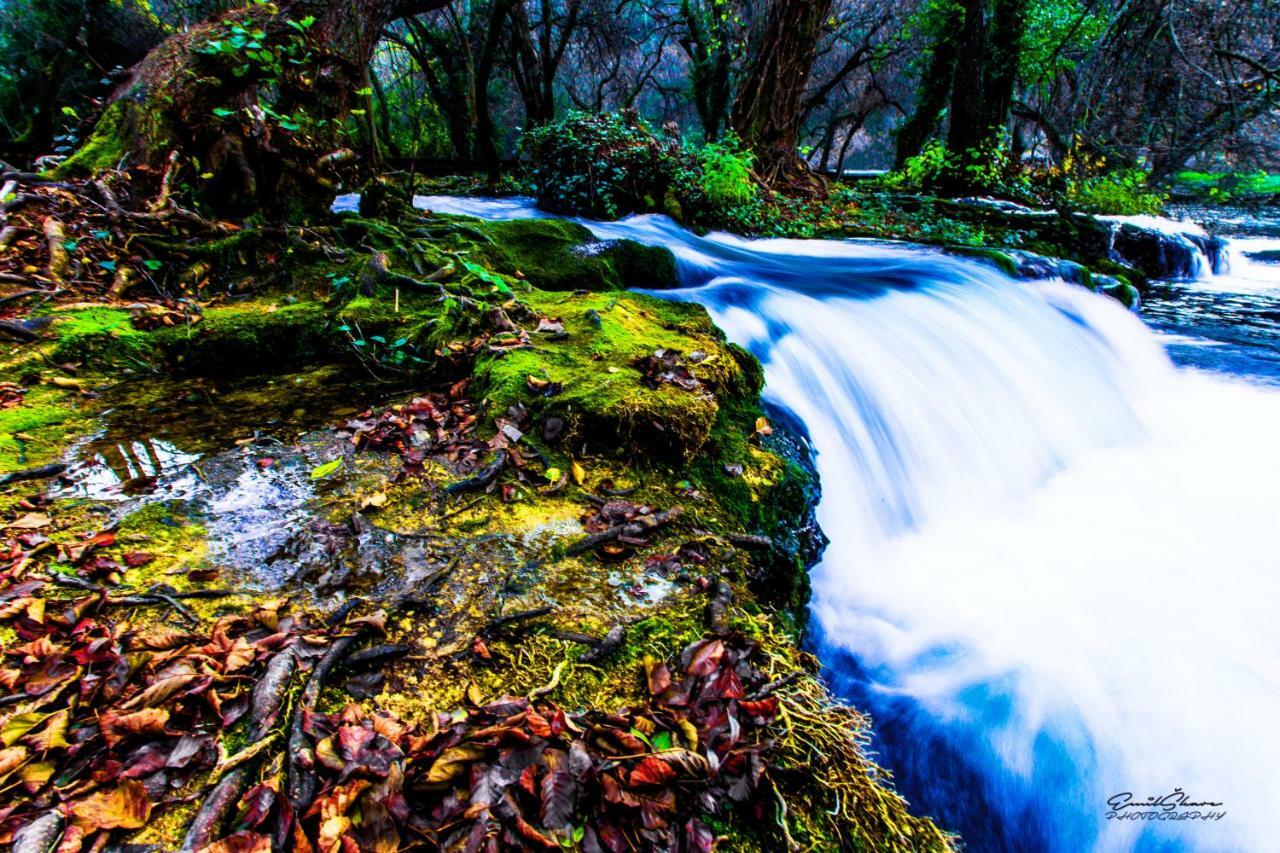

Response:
(405, 195), (1280, 852)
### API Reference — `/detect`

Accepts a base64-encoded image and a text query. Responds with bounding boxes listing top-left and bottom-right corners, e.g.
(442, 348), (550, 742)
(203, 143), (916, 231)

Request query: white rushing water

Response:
(407, 196), (1280, 851)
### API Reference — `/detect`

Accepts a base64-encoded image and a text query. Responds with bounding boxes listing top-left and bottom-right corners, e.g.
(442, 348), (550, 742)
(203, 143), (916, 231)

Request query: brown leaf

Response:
(71, 780), (152, 830)
(120, 673), (199, 709)
(540, 769), (578, 829)
(101, 708), (170, 748)
(6, 513), (51, 529)
(645, 658), (671, 695)
(126, 626), (199, 651)
(425, 744), (486, 784)
(197, 831), (273, 853)
(0, 745), (29, 780)
(684, 639), (725, 677)
(122, 551), (156, 568)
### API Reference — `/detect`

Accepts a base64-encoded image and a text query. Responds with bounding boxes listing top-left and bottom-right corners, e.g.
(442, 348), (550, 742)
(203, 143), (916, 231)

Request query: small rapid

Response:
(405, 195), (1280, 851)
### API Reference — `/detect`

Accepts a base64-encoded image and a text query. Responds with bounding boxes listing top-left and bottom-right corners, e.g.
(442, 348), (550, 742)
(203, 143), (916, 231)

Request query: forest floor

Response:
(0, 171), (954, 851)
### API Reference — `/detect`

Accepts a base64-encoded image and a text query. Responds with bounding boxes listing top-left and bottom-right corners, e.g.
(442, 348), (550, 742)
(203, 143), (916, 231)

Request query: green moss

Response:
(0, 385), (94, 473)
(50, 301), (386, 375)
(53, 101), (131, 178)
(953, 246), (1018, 277)
(473, 218), (678, 291)
(473, 290), (738, 460)
(111, 501), (210, 585)
(50, 307), (153, 368)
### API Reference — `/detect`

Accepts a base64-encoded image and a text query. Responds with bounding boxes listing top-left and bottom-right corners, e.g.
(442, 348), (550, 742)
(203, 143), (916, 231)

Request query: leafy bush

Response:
(1063, 168), (1165, 214)
(698, 134), (756, 209)
(883, 140), (953, 190)
(1054, 144), (1165, 214)
(1172, 170), (1280, 204)
(0, 0), (163, 160)
(520, 111), (686, 219)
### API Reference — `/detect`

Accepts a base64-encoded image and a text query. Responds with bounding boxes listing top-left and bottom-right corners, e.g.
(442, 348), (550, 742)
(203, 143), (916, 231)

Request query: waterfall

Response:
(411, 196), (1280, 852)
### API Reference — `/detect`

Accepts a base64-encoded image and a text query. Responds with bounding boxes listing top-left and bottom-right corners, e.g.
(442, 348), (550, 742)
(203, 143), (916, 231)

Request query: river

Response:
(394, 195), (1280, 853)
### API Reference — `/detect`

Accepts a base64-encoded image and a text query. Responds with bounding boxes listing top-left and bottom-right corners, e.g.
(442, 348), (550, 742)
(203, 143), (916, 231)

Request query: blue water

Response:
(377, 195), (1280, 852)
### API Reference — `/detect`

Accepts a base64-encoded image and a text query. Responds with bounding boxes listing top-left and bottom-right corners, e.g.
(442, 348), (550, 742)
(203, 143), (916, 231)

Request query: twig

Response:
(747, 672), (803, 701)
(578, 624), (625, 664)
(566, 506), (683, 556)
(445, 449), (507, 495)
(726, 532), (774, 549)
(342, 643), (413, 671)
(0, 463), (66, 487)
(286, 631), (367, 812)
(482, 605), (553, 635)
(529, 659), (567, 699)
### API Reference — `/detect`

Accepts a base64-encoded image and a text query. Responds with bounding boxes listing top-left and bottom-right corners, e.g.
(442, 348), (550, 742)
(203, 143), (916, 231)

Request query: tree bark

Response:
(893, 3), (965, 168)
(730, 0), (832, 184)
(57, 0), (450, 219)
(942, 0), (1028, 190)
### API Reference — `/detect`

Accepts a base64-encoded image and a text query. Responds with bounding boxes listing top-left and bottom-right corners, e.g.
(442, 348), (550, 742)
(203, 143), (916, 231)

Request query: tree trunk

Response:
(893, 3), (964, 168)
(476, 0), (515, 181)
(56, 0), (450, 220)
(943, 0), (1028, 190)
(730, 0), (832, 184)
(679, 0), (733, 142)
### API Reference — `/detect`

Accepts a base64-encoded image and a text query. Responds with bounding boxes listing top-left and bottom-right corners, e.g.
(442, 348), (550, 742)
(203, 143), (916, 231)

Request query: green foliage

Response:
(1020, 0), (1107, 85)
(697, 133), (756, 208)
(1172, 170), (1280, 204)
(883, 140), (953, 189)
(196, 9), (325, 140)
(1064, 168), (1165, 214)
(520, 111), (686, 219)
(0, 0), (163, 157)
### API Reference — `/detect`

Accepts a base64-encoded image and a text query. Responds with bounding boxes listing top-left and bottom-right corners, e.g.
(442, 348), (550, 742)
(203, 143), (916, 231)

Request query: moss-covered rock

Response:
(473, 290), (743, 461)
(475, 218), (678, 291)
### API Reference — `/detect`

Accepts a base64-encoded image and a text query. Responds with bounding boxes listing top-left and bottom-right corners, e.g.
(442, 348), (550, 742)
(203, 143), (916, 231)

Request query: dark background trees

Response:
(3, 0), (1277, 198)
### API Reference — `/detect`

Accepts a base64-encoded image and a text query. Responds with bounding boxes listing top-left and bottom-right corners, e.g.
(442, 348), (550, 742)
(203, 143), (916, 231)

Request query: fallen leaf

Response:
(7, 513), (51, 530)
(100, 708), (170, 748)
(628, 755), (678, 787)
(71, 780), (151, 830)
(310, 458), (343, 480)
(2, 712), (51, 747)
(425, 744), (486, 783)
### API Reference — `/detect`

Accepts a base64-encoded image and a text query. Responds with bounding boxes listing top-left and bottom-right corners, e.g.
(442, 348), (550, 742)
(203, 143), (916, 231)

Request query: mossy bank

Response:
(0, 197), (952, 851)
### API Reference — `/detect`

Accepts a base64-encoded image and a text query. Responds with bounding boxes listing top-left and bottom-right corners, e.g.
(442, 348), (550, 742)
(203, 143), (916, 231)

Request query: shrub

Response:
(698, 134), (756, 209)
(519, 111), (686, 219)
(1064, 168), (1165, 214)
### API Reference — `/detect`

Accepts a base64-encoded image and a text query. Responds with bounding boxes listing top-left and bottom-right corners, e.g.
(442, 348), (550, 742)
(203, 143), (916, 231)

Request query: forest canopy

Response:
(2, 0), (1278, 200)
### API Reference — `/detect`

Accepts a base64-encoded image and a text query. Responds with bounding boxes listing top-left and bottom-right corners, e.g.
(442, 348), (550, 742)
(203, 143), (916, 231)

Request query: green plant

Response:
(883, 140), (953, 189)
(1064, 168), (1165, 214)
(698, 134), (756, 209)
(520, 111), (686, 219)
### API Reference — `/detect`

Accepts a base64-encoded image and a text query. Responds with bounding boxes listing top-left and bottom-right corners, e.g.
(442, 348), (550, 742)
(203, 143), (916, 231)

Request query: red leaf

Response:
(122, 551), (155, 568)
(628, 755), (677, 787)
(684, 639), (725, 676)
(540, 769), (578, 829)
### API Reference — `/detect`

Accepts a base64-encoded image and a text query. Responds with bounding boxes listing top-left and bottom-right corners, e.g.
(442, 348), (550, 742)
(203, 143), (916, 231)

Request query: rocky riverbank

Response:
(0, 174), (951, 851)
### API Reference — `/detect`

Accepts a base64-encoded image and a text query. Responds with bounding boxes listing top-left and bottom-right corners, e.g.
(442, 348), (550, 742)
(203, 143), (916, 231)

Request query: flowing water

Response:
(409, 195), (1280, 852)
